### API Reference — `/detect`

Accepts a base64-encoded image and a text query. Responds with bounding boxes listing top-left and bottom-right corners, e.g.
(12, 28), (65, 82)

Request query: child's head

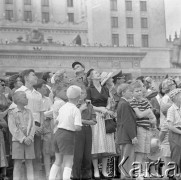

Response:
(52, 82), (70, 101)
(66, 85), (82, 105)
(130, 80), (143, 100)
(13, 91), (28, 106)
(169, 88), (181, 105)
(20, 69), (37, 86)
(117, 83), (133, 100)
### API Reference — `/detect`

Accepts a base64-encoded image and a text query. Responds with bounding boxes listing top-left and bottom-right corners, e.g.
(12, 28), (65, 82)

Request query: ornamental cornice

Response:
(0, 54), (144, 62)
(0, 49), (146, 59)
(0, 26), (87, 34)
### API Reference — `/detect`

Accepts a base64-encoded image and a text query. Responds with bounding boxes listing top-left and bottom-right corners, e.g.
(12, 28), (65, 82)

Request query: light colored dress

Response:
(86, 84), (116, 157)
(0, 129), (8, 167)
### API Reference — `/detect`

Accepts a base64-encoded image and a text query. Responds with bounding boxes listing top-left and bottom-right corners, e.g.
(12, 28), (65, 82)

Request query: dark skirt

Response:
(169, 129), (181, 169)
(54, 128), (75, 155)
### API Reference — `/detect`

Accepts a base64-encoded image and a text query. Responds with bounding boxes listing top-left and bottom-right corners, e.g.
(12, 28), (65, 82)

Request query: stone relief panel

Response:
(120, 62), (133, 69)
(98, 61), (112, 69)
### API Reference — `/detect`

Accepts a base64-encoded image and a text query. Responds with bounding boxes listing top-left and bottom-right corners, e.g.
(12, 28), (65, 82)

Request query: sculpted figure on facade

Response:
(26, 28), (44, 44)
(171, 31), (181, 66)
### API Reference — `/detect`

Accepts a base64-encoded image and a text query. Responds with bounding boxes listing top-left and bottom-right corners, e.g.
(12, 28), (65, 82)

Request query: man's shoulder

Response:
(15, 85), (27, 92)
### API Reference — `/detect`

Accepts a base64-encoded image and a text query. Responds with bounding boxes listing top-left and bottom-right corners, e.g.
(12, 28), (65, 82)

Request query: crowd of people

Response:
(0, 61), (181, 180)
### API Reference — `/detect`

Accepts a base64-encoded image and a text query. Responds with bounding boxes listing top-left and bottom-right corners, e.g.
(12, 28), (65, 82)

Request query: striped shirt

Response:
(130, 98), (152, 129)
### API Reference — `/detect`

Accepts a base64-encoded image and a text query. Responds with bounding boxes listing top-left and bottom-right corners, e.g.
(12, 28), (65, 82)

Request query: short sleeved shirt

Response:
(57, 102), (82, 131)
(167, 103), (181, 128)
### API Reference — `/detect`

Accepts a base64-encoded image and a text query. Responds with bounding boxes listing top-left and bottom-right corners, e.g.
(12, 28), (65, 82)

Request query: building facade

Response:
(0, 0), (180, 80)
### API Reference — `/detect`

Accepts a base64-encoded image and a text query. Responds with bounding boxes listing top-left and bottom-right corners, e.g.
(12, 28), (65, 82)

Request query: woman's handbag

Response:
(105, 117), (117, 134)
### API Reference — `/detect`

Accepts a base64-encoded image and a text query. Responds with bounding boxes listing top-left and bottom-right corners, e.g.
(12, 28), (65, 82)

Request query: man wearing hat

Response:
(71, 61), (88, 87)
(111, 70), (125, 108)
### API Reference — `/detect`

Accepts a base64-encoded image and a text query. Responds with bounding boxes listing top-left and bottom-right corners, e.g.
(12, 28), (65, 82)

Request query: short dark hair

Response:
(20, 69), (35, 84)
(42, 72), (51, 82)
(136, 76), (145, 84)
(33, 79), (46, 90)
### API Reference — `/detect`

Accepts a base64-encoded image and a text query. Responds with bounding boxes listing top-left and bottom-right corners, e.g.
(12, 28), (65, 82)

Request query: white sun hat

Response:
(100, 72), (113, 86)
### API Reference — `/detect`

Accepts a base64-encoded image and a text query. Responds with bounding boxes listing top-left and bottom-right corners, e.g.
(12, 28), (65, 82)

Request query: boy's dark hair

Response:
(136, 76), (145, 84)
(33, 79), (46, 90)
(20, 69), (35, 84)
(42, 72), (51, 83)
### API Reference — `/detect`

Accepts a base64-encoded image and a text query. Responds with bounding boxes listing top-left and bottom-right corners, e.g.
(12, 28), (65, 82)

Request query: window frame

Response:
(142, 34), (149, 47)
(126, 17), (133, 28)
(127, 34), (134, 46)
(5, 10), (13, 20)
(42, 0), (49, 7)
(24, 11), (32, 22)
(112, 34), (119, 46)
(42, 12), (50, 23)
(67, 0), (73, 7)
(24, 0), (31, 5)
(110, 0), (117, 11)
(141, 17), (148, 28)
(5, 0), (13, 4)
(125, 1), (132, 11)
(111, 17), (118, 28)
(140, 1), (147, 11)
(68, 13), (74, 23)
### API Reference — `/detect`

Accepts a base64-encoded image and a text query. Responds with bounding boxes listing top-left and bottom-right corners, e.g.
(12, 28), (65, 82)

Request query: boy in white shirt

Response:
(49, 85), (82, 180)
(167, 88), (181, 176)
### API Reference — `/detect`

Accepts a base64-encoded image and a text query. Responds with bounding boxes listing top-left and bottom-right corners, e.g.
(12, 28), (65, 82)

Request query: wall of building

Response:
(148, 0), (166, 47)
(141, 47), (171, 68)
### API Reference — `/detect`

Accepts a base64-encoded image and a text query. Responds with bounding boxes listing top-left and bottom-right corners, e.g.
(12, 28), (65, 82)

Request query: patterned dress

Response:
(86, 84), (116, 157)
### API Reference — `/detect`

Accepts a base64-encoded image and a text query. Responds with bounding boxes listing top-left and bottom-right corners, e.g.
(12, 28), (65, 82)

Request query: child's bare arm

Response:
(168, 121), (181, 134)
(75, 125), (82, 131)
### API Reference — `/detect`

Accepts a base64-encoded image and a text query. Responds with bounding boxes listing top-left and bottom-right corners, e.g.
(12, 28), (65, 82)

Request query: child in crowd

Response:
(49, 85), (82, 180)
(8, 91), (35, 180)
(34, 79), (53, 179)
(159, 79), (176, 178)
(51, 83), (68, 134)
(167, 88), (181, 175)
(116, 83), (138, 178)
(72, 85), (97, 180)
(130, 81), (156, 176)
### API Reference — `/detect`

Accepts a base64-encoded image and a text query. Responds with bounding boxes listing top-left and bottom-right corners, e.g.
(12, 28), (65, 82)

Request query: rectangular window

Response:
(68, 13), (74, 23)
(42, 12), (49, 23)
(125, 1), (132, 11)
(24, 0), (31, 5)
(141, 17), (148, 28)
(24, 11), (32, 21)
(126, 17), (133, 28)
(127, 34), (134, 46)
(5, 10), (13, 20)
(42, 0), (49, 6)
(5, 0), (13, 4)
(140, 1), (147, 11)
(67, 0), (73, 7)
(110, 0), (117, 11)
(112, 34), (119, 46)
(142, 34), (149, 47)
(111, 17), (118, 28)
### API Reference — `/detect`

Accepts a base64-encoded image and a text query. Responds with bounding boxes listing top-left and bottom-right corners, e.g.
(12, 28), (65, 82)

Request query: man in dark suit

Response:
(116, 83), (138, 178)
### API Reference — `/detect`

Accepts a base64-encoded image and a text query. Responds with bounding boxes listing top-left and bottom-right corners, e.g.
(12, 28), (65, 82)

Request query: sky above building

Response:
(164, 0), (181, 39)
